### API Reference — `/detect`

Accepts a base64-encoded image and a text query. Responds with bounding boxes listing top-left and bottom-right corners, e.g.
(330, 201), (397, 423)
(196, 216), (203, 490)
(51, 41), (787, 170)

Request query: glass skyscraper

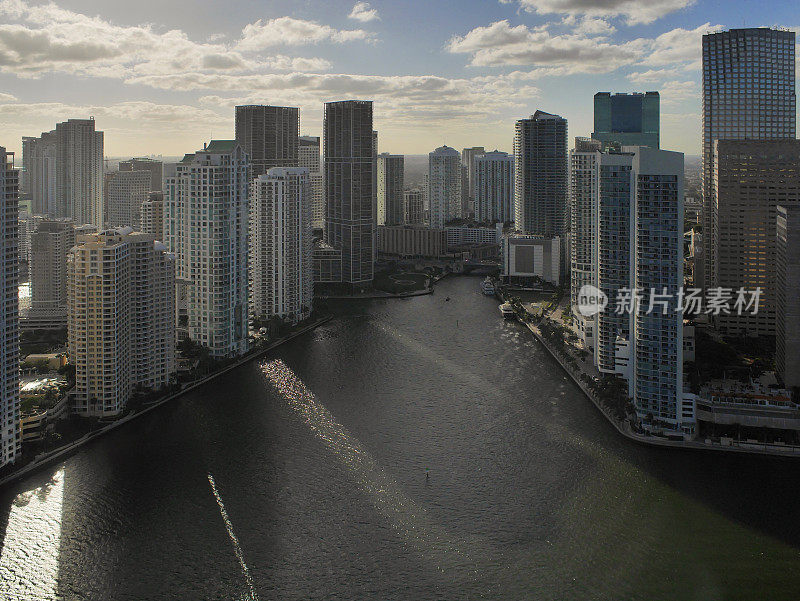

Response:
(701, 27), (796, 290)
(592, 92), (660, 150)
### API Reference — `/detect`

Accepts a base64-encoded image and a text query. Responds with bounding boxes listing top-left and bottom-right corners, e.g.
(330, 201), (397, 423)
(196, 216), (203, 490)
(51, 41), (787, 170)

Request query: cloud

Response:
(237, 17), (373, 51)
(0, 92), (17, 103)
(509, 0), (696, 25)
(349, 2), (380, 23)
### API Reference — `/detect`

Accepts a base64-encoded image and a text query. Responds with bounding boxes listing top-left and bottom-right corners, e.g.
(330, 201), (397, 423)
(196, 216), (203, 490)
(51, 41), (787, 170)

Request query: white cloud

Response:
(349, 2), (380, 23)
(0, 92), (17, 103)
(237, 17), (373, 51)
(510, 0), (696, 25)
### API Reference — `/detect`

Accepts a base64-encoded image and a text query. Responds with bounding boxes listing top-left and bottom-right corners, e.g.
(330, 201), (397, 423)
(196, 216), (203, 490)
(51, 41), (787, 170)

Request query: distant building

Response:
(501, 235), (561, 287)
(445, 224), (502, 247)
(404, 189), (424, 225)
(299, 136), (324, 230)
(250, 168), (313, 324)
(428, 146), (462, 228)
(22, 132), (57, 216)
(0, 147), (21, 467)
(377, 154), (404, 226)
(592, 92), (660, 149)
(139, 192), (164, 239)
(514, 111), (568, 239)
(119, 157), (163, 192)
(776, 204), (800, 388)
(235, 105), (299, 178)
(462, 146), (485, 216)
(164, 140), (249, 358)
(68, 229), (175, 417)
(474, 150), (514, 223)
(105, 169), (150, 229)
(377, 226), (448, 258)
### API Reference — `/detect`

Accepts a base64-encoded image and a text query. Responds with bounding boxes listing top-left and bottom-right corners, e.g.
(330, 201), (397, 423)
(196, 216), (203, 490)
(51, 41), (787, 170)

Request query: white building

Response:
(250, 168), (313, 324)
(68, 229), (175, 417)
(377, 153), (404, 226)
(139, 192), (164, 240)
(502, 235), (561, 286)
(299, 135), (324, 230)
(474, 150), (514, 223)
(105, 169), (151, 229)
(0, 147), (20, 467)
(428, 146), (462, 227)
(164, 140), (249, 358)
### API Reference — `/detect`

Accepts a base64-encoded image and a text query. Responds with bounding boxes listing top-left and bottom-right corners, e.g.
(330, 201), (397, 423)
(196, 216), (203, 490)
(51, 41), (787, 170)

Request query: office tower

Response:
(68, 229), (175, 417)
(592, 92), (660, 149)
(462, 146), (485, 216)
(514, 111), (568, 237)
(139, 192), (164, 239)
(299, 136), (325, 230)
(119, 158), (163, 192)
(711, 140), (800, 336)
(404, 189), (424, 225)
(105, 169), (151, 229)
(164, 141), (249, 357)
(474, 150), (514, 223)
(428, 145), (462, 228)
(377, 153), (404, 226)
(776, 204), (800, 387)
(0, 147), (20, 467)
(235, 105), (299, 178)
(323, 100), (375, 286)
(27, 220), (78, 327)
(702, 28), (796, 290)
(250, 168), (313, 323)
(56, 119), (104, 225)
(22, 132), (57, 216)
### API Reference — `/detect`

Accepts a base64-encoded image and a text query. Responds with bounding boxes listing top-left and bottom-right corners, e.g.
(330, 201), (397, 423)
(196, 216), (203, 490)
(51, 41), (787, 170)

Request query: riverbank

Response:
(0, 315), (333, 490)
(524, 318), (800, 458)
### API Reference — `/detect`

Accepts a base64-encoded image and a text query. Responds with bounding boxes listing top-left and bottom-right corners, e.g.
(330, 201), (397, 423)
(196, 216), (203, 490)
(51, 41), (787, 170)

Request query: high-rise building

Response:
(474, 150), (514, 223)
(776, 204), (800, 388)
(235, 105), (299, 178)
(514, 111), (568, 238)
(164, 141), (249, 357)
(250, 168), (313, 323)
(119, 157), (163, 192)
(323, 100), (375, 286)
(701, 27), (796, 290)
(22, 132), (57, 216)
(0, 147), (20, 467)
(592, 92), (660, 149)
(105, 169), (151, 229)
(427, 145), (461, 228)
(377, 153), (404, 226)
(139, 192), (164, 239)
(299, 136), (325, 230)
(711, 139), (800, 337)
(462, 146), (485, 216)
(27, 220), (79, 327)
(68, 229), (175, 417)
(404, 189), (424, 225)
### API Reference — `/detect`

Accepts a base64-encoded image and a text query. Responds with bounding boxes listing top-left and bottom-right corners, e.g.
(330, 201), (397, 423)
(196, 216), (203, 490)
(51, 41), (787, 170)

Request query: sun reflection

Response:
(0, 468), (65, 600)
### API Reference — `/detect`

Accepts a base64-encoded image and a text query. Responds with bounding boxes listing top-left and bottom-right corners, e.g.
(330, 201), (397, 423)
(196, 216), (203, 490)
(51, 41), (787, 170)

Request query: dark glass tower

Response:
(234, 105), (299, 178)
(592, 92), (660, 149)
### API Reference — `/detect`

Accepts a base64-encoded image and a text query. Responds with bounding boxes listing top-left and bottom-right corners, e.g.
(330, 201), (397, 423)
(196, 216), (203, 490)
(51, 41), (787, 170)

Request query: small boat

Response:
(499, 302), (516, 320)
(481, 277), (495, 295)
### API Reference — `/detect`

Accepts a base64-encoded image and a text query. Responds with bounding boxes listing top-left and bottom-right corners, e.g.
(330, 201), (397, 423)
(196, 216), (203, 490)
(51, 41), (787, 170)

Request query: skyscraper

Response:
(139, 192), (164, 239)
(404, 189), (424, 225)
(164, 141), (249, 357)
(514, 111), (568, 238)
(27, 220), (81, 328)
(427, 145), (461, 228)
(377, 153), (404, 226)
(119, 157), (163, 192)
(250, 168), (313, 323)
(299, 135), (325, 230)
(462, 146), (485, 216)
(235, 105), (299, 178)
(701, 27), (796, 290)
(776, 204), (800, 388)
(592, 92), (660, 149)
(0, 147), (20, 467)
(474, 150), (514, 223)
(105, 169), (151, 229)
(22, 132), (57, 216)
(68, 229), (175, 417)
(323, 100), (375, 286)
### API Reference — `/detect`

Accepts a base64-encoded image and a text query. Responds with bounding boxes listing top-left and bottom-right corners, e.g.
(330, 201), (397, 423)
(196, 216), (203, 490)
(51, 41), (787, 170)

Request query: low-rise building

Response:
(377, 226), (448, 258)
(501, 235), (561, 287)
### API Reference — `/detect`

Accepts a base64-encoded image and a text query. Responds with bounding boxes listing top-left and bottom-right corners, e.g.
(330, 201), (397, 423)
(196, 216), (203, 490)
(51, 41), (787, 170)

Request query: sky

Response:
(0, 0), (797, 158)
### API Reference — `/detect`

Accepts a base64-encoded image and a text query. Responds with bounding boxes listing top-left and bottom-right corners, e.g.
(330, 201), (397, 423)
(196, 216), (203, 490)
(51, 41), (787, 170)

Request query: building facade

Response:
(139, 192), (164, 239)
(428, 145), (462, 228)
(164, 141), (249, 357)
(776, 204), (800, 388)
(592, 92), (660, 149)
(68, 229), (175, 417)
(377, 226), (448, 258)
(235, 105), (300, 178)
(404, 189), (424, 225)
(377, 153), (404, 226)
(250, 168), (313, 323)
(462, 146), (485, 217)
(119, 158), (163, 192)
(299, 136), (324, 230)
(27, 220), (80, 327)
(474, 150), (514, 223)
(701, 27), (796, 291)
(105, 169), (151, 229)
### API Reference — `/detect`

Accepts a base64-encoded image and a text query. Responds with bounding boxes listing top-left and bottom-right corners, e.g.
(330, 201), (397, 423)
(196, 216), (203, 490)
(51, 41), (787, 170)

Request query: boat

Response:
(480, 277), (495, 295)
(499, 302), (516, 320)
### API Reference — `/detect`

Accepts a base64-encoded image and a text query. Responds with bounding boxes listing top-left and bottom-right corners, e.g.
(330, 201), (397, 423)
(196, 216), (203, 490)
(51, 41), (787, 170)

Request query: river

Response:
(1, 276), (799, 600)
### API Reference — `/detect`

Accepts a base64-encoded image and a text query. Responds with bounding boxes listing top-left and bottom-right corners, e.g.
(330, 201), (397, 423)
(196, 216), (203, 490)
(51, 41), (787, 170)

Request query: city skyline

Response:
(1, 0), (797, 158)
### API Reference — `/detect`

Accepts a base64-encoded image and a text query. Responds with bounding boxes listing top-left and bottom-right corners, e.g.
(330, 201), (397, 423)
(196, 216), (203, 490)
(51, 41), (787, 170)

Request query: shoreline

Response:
(523, 318), (800, 459)
(0, 315), (334, 490)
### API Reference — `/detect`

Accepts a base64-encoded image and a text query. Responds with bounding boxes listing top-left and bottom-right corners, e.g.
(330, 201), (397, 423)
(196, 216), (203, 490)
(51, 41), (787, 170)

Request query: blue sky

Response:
(0, 0), (796, 157)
